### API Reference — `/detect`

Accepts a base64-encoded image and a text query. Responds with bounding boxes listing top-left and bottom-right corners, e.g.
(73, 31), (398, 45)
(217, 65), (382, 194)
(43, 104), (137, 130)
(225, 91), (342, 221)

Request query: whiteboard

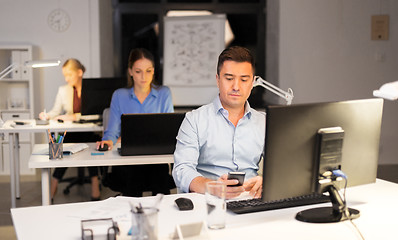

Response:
(163, 14), (225, 106)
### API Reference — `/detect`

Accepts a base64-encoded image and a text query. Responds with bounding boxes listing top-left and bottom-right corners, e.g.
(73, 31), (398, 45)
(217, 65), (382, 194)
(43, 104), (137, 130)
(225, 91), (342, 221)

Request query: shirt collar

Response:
(129, 85), (159, 99)
(213, 95), (252, 119)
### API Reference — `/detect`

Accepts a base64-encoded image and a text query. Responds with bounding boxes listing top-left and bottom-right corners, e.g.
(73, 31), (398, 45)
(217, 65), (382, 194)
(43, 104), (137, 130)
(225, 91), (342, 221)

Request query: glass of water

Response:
(205, 181), (226, 229)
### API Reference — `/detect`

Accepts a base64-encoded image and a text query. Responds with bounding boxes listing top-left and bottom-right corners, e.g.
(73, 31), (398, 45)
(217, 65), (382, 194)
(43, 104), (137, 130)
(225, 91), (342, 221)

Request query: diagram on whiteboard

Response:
(163, 15), (225, 86)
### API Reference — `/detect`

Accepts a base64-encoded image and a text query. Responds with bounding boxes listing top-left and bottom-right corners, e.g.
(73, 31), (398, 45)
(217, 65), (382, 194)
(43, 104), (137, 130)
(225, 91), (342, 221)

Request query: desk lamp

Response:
(253, 76), (294, 105)
(0, 59), (60, 126)
(373, 80), (398, 100)
(0, 59), (60, 80)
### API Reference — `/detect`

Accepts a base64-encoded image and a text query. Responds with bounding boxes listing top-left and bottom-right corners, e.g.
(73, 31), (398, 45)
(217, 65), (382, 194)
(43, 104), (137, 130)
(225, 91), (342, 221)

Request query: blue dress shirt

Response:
(172, 96), (265, 193)
(103, 85), (174, 144)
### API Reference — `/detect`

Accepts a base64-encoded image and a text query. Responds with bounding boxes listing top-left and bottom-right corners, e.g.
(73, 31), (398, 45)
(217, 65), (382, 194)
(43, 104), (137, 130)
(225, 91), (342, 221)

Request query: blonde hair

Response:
(62, 58), (86, 73)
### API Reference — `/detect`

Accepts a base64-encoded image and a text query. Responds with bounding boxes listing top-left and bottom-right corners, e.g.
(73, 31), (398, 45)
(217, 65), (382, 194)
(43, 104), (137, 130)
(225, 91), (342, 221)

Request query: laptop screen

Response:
(120, 113), (186, 156)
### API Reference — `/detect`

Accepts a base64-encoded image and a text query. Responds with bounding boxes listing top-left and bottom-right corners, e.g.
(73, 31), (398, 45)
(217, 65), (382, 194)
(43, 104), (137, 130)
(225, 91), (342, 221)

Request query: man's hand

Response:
(243, 176), (262, 198)
(218, 174), (245, 199)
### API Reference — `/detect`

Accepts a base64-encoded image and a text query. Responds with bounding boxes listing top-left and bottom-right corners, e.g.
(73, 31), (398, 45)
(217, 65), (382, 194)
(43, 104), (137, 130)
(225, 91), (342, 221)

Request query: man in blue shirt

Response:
(173, 46), (265, 199)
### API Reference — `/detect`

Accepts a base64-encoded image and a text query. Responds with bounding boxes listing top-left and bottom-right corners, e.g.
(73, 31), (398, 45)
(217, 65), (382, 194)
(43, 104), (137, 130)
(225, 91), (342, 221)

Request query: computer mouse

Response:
(98, 143), (109, 151)
(175, 197), (194, 211)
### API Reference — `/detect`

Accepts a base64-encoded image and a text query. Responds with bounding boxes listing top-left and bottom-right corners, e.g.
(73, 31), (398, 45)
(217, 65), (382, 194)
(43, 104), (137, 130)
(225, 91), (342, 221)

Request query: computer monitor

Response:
(120, 113), (186, 156)
(81, 77), (126, 116)
(262, 98), (383, 222)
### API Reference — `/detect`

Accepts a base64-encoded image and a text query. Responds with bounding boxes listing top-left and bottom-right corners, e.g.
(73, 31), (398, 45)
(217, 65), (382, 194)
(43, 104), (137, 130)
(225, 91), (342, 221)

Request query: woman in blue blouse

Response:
(96, 48), (174, 196)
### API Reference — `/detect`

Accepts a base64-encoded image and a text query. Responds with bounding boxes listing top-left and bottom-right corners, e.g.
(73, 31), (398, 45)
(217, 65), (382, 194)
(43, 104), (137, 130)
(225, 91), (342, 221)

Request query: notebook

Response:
(119, 113), (186, 156)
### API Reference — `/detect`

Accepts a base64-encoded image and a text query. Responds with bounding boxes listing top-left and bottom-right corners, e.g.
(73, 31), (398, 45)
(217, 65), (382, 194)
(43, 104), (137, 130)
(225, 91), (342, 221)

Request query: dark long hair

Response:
(126, 48), (156, 88)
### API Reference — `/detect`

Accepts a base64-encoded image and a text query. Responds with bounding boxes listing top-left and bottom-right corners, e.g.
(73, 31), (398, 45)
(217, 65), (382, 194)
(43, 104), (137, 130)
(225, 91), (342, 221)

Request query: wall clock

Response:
(47, 8), (71, 33)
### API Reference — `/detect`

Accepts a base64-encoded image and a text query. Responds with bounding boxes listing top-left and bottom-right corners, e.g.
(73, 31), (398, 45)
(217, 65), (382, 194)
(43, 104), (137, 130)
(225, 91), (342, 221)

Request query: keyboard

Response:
(227, 193), (330, 214)
(73, 119), (102, 124)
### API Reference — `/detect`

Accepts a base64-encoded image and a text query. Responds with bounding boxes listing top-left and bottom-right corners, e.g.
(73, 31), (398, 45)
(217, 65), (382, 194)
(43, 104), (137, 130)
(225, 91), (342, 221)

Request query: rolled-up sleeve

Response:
(172, 112), (202, 193)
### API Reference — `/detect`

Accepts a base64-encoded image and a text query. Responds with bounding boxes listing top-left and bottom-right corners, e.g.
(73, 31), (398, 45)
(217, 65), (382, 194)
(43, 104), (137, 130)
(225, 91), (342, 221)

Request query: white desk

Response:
(0, 119), (102, 208)
(30, 143), (174, 206)
(11, 179), (398, 240)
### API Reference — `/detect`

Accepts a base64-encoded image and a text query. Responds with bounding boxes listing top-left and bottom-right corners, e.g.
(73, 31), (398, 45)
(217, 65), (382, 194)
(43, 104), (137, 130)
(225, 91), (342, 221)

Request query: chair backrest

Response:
(100, 107), (112, 182)
(102, 108), (110, 131)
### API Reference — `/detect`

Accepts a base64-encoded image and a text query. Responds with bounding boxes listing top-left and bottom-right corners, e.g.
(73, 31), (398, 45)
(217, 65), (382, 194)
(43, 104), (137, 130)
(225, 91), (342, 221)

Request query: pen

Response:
(43, 108), (48, 120)
(62, 130), (67, 142)
(47, 129), (54, 144)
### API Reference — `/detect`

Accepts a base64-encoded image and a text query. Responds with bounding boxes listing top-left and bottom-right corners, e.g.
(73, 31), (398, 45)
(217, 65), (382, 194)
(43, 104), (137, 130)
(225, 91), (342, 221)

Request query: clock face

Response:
(48, 9), (71, 32)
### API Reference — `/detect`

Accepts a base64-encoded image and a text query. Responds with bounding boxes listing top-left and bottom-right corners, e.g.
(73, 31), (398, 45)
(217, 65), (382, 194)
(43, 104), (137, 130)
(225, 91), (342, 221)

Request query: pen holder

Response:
(49, 142), (63, 160)
(131, 207), (158, 240)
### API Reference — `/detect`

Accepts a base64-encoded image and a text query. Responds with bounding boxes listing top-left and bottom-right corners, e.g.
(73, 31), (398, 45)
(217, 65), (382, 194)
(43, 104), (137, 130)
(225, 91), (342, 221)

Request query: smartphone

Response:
(227, 171), (246, 186)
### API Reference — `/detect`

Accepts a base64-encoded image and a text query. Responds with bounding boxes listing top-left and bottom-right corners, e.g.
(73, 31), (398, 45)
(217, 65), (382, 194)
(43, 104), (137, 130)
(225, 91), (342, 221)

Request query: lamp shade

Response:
(25, 59), (61, 68)
(373, 81), (398, 100)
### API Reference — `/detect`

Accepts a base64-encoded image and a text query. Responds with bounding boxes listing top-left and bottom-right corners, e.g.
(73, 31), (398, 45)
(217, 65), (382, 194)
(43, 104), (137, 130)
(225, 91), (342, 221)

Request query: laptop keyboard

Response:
(227, 193), (330, 214)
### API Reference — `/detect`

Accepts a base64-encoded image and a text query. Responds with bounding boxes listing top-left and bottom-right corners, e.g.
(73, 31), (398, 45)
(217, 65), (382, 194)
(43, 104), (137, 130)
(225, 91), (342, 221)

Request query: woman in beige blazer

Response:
(39, 59), (101, 201)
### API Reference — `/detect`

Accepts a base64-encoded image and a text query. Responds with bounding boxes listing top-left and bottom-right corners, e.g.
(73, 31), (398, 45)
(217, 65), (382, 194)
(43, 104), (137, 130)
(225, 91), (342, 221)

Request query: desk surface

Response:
(11, 179), (398, 240)
(30, 143), (174, 206)
(0, 119), (102, 133)
(29, 143), (174, 168)
(1, 119), (103, 209)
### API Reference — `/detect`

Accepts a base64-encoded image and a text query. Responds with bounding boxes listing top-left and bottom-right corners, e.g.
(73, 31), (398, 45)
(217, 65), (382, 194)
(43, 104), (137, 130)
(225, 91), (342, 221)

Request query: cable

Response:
(347, 217), (365, 240)
(331, 169), (348, 205)
(333, 170), (365, 240)
(332, 169), (347, 179)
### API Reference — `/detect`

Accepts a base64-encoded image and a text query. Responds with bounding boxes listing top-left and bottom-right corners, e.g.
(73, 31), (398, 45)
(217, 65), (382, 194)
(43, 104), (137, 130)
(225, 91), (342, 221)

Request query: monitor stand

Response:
(295, 184), (360, 223)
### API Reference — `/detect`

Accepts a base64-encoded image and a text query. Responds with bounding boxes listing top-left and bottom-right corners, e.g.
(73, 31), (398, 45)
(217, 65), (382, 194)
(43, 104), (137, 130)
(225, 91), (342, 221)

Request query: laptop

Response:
(119, 113), (186, 156)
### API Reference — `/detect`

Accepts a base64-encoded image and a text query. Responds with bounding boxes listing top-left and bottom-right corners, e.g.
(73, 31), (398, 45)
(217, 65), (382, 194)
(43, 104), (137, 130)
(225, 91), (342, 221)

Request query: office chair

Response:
(59, 129), (102, 195)
(100, 108), (176, 196)
(61, 168), (92, 195)
(100, 108), (112, 188)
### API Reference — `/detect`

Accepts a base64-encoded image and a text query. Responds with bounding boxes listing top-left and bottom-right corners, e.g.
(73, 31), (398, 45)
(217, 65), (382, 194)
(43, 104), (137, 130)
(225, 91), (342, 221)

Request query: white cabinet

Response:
(0, 45), (34, 175)
(1, 143), (34, 175)
(2, 111), (31, 142)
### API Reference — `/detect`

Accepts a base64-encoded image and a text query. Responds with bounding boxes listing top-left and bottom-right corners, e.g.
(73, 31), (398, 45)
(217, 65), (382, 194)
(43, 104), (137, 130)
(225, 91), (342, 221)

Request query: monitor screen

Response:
(81, 77), (126, 116)
(120, 113), (186, 156)
(262, 98), (384, 202)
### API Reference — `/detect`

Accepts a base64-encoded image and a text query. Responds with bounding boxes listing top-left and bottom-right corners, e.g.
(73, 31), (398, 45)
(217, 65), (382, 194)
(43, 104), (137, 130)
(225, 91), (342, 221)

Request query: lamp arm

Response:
(0, 60), (60, 80)
(253, 76), (294, 105)
(0, 63), (18, 80)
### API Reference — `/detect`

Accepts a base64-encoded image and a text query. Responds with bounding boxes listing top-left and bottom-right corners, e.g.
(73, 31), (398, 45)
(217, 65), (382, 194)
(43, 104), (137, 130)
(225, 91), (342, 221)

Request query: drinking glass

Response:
(205, 181), (226, 229)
